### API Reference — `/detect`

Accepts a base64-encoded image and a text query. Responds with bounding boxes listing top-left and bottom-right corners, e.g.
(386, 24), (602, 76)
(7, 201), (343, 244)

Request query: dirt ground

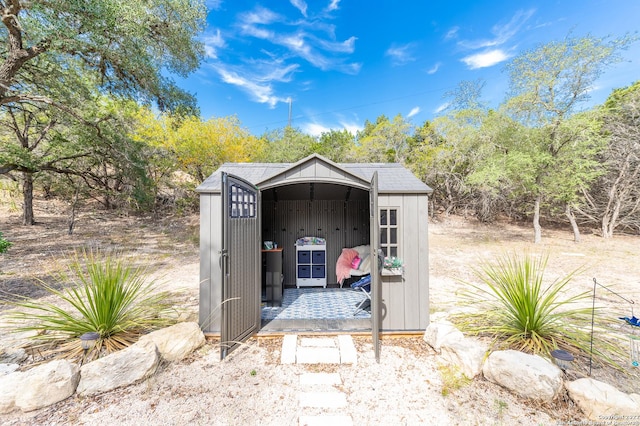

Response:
(1, 196), (639, 425)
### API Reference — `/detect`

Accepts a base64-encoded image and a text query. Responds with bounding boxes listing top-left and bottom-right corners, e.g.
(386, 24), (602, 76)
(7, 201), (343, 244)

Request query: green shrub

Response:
(0, 231), (11, 254)
(5, 249), (177, 361)
(454, 252), (623, 367)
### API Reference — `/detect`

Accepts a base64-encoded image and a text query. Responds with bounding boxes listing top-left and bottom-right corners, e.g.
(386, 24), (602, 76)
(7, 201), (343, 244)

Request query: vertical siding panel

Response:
(381, 279), (392, 330)
(199, 194), (211, 332)
(401, 195), (421, 330)
(284, 201), (297, 286)
(325, 200), (343, 285)
(211, 194), (223, 333)
(199, 193), (223, 334)
(417, 195), (430, 328)
(382, 276), (405, 329)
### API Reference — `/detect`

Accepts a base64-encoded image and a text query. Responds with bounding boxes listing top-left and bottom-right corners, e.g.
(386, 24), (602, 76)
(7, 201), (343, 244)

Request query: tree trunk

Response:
(102, 163), (112, 209)
(565, 203), (581, 243)
(603, 200), (622, 238)
(68, 187), (80, 235)
(533, 195), (542, 244)
(22, 171), (35, 225)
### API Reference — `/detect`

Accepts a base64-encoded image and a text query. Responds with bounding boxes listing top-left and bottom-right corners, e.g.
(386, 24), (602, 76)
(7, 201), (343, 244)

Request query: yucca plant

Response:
(453, 252), (624, 368)
(5, 249), (177, 362)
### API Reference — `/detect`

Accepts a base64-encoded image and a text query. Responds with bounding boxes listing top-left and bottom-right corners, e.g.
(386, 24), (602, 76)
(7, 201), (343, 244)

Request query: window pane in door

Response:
(380, 209), (387, 226)
(390, 228), (397, 244)
(380, 229), (387, 244)
(390, 209), (397, 226)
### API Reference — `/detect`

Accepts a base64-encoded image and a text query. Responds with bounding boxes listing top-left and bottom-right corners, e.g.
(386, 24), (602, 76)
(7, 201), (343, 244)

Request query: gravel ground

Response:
(2, 199), (640, 424)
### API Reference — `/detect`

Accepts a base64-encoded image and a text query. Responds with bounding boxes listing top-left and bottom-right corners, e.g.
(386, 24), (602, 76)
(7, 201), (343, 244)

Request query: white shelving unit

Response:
(296, 244), (327, 288)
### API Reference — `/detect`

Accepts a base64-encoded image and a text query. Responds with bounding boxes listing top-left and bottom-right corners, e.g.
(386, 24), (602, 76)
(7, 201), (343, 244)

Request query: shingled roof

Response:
(196, 154), (432, 194)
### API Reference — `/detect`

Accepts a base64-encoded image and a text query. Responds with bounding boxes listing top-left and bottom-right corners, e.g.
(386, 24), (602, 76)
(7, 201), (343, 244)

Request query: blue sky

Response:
(175, 0), (640, 136)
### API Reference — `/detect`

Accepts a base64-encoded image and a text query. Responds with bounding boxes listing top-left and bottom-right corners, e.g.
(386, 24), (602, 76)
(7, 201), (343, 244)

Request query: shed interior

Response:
(261, 182), (370, 289)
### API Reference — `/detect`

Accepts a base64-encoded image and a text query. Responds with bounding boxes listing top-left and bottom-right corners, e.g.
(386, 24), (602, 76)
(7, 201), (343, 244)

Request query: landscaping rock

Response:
(0, 347), (28, 364)
(138, 321), (205, 362)
(440, 337), (488, 378)
(565, 378), (640, 420)
(0, 370), (22, 414)
(0, 363), (19, 376)
(77, 339), (159, 396)
(15, 359), (80, 412)
(423, 321), (465, 353)
(482, 350), (563, 402)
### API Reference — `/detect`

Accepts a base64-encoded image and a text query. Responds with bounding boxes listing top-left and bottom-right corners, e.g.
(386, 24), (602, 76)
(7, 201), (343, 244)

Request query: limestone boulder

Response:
(565, 378), (640, 420)
(0, 347), (28, 365)
(440, 337), (488, 378)
(0, 363), (19, 376)
(482, 350), (563, 402)
(0, 370), (23, 414)
(15, 359), (80, 412)
(423, 321), (465, 353)
(77, 339), (159, 396)
(138, 321), (205, 362)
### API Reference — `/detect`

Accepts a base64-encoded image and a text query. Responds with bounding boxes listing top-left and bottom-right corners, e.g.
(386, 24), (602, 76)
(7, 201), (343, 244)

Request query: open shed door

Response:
(220, 172), (261, 360)
(370, 172), (381, 362)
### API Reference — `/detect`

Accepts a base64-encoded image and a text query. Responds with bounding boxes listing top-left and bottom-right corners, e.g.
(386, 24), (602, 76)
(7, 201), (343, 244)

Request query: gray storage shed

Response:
(197, 154), (432, 358)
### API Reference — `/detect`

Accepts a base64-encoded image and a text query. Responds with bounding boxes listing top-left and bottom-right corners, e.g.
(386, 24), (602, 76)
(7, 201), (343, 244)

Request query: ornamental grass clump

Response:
(5, 249), (177, 362)
(454, 252), (624, 367)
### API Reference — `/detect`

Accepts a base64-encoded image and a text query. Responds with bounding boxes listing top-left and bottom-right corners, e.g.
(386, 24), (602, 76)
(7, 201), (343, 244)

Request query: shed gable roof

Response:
(196, 154), (432, 194)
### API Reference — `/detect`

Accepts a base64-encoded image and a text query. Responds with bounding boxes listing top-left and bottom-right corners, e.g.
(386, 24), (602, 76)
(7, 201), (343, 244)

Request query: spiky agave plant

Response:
(454, 252), (624, 367)
(5, 249), (177, 361)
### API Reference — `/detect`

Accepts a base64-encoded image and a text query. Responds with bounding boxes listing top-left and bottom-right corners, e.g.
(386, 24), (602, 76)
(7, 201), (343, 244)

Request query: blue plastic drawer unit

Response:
(312, 265), (325, 278)
(297, 250), (311, 264)
(297, 265), (311, 279)
(312, 250), (325, 264)
(296, 242), (327, 288)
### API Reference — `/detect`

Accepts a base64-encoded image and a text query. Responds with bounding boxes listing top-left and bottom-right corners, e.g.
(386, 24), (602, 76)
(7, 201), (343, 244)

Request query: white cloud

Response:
(303, 122), (331, 136)
(290, 0), (308, 17)
(326, 0), (340, 12)
(385, 43), (416, 66)
(462, 49), (510, 69)
(340, 120), (362, 134)
(240, 6), (281, 25)
(216, 3), (360, 105)
(343, 62), (362, 75)
(427, 62), (441, 75)
(280, 32), (360, 74)
(459, 9), (535, 49)
(317, 36), (357, 53)
(214, 66), (287, 108)
(434, 103), (449, 114)
(302, 119), (361, 135)
(445, 26), (459, 40)
(408, 107), (420, 118)
(240, 23), (275, 40)
(205, 0), (223, 10)
(257, 62), (299, 83)
(203, 29), (225, 59)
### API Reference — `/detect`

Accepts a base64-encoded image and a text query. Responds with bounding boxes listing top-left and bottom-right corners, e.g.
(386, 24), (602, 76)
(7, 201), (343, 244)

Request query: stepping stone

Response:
(297, 346), (340, 364)
(299, 415), (353, 426)
(299, 391), (347, 408)
(337, 335), (357, 365)
(300, 372), (342, 386)
(281, 334), (298, 364)
(300, 337), (336, 348)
